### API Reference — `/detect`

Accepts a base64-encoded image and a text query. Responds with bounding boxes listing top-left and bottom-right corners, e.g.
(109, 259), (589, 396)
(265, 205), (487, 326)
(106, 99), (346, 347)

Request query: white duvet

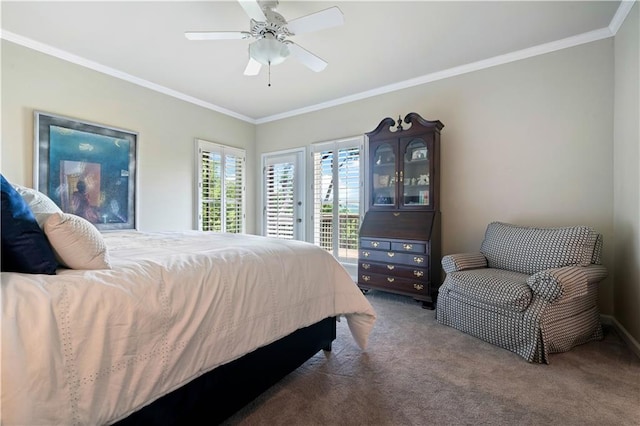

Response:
(1, 231), (376, 425)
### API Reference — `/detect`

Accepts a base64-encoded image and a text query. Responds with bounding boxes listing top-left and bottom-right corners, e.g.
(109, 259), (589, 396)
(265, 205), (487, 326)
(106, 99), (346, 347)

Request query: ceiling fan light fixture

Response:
(249, 36), (290, 66)
(185, 0), (344, 76)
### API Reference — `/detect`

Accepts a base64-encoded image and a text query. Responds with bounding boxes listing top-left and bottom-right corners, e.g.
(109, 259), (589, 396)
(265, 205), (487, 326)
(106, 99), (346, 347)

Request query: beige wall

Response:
(2, 22), (638, 346)
(257, 39), (616, 315)
(613, 3), (640, 347)
(1, 40), (257, 233)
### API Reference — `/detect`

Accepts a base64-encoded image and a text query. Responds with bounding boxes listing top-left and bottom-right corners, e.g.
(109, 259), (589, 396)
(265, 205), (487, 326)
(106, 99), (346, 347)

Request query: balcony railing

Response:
(317, 213), (360, 260)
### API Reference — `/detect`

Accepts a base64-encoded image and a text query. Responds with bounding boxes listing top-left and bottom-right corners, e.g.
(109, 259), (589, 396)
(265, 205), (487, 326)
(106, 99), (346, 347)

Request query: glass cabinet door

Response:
(402, 138), (430, 207)
(371, 142), (396, 207)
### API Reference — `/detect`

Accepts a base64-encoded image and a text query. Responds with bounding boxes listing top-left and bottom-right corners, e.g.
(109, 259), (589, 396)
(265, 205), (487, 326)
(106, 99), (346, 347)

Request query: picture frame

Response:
(34, 111), (138, 231)
(378, 174), (390, 187)
(411, 147), (427, 161)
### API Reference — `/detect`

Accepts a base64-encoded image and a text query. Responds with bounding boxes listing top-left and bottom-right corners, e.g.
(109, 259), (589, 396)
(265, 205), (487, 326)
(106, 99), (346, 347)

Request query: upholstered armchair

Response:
(436, 222), (607, 363)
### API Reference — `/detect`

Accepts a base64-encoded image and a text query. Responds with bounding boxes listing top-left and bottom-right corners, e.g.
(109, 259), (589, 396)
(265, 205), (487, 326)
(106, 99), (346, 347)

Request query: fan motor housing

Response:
(250, 16), (290, 41)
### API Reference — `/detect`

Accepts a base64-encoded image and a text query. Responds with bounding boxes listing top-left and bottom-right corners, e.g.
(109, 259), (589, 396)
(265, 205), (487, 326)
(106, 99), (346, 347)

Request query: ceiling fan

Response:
(185, 0), (344, 78)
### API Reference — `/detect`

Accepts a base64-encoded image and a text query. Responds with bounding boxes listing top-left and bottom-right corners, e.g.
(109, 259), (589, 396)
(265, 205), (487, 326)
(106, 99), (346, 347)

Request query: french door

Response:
(310, 137), (363, 270)
(262, 149), (305, 240)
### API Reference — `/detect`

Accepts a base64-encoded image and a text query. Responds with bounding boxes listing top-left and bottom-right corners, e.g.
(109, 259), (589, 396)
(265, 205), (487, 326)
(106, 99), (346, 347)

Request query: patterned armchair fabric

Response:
(436, 222), (607, 363)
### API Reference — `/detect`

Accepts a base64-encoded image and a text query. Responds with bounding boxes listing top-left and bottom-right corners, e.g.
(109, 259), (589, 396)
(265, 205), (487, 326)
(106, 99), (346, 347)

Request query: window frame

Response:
(195, 138), (246, 233)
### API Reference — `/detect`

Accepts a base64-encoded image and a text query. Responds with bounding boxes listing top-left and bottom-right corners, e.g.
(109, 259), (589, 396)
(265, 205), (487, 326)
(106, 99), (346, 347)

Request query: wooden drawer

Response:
(358, 272), (429, 295)
(359, 210), (436, 241)
(360, 238), (391, 250)
(359, 249), (427, 267)
(359, 261), (428, 280)
(391, 241), (427, 254)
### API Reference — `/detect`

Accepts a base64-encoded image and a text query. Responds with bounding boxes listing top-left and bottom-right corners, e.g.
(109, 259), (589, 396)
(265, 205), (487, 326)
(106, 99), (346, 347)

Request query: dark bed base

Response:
(114, 316), (336, 425)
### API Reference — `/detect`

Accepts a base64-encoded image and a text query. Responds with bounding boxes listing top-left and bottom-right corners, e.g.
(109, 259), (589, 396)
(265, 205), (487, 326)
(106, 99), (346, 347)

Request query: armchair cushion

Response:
(480, 222), (598, 275)
(444, 268), (532, 312)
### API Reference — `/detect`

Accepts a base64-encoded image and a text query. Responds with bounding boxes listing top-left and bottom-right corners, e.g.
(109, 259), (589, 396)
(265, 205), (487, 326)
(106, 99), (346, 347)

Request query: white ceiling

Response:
(0, 1), (627, 123)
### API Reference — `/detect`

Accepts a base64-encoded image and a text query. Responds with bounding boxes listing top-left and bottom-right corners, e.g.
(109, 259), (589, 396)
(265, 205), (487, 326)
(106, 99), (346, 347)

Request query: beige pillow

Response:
(12, 184), (62, 228)
(44, 212), (112, 270)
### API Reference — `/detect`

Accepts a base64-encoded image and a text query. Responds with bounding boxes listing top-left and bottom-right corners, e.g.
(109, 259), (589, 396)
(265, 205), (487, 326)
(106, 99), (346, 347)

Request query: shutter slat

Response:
(264, 161), (296, 240)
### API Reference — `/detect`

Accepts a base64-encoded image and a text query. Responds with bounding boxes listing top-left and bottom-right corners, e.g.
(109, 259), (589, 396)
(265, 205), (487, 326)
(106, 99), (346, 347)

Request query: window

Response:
(311, 137), (363, 265)
(196, 139), (245, 233)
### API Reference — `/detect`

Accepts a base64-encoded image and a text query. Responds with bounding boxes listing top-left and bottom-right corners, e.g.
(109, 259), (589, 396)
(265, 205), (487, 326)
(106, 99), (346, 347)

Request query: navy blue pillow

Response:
(1, 174), (58, 274)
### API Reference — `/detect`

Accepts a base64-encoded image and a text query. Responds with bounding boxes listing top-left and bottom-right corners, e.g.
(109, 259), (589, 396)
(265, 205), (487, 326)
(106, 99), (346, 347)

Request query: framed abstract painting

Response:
(34, 111), (138, 231)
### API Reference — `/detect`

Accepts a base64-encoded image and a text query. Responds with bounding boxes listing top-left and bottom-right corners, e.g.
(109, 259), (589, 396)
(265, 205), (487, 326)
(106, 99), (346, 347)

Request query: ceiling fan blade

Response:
(185, 31), (250, 40)
(287, 42), (327, 72)
(286, 6), (344, 35)
(244, 57), (262, 76)
(238, 0), (266, 22)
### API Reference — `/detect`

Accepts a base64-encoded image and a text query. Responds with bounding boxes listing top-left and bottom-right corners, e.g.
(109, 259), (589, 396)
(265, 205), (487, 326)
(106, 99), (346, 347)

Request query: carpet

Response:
(223, 291), (640, 425)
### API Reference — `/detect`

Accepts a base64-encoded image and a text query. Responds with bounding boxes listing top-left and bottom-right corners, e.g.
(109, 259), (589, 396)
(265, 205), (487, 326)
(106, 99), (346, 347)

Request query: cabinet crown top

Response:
(366, 112), (444, 138)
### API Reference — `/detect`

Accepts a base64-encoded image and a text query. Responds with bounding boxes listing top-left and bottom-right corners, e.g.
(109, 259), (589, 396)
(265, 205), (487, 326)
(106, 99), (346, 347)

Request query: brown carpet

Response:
(223, 291), (640, 425)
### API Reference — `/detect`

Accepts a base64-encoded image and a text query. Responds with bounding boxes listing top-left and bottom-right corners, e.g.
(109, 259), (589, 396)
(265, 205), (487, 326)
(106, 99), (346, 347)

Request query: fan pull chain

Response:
(268, 61), (271, 87)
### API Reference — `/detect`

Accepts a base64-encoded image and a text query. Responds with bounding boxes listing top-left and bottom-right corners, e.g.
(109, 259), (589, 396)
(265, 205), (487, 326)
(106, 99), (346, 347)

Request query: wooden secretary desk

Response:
(357, 112), (444, 309)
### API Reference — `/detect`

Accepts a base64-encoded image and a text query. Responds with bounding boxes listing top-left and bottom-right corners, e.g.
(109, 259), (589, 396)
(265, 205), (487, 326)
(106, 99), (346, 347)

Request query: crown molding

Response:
(0, 30), (257, 124)
(2, 0), (633, 125)
(609, 1), (636, 34)
(256, 27), (613, 124)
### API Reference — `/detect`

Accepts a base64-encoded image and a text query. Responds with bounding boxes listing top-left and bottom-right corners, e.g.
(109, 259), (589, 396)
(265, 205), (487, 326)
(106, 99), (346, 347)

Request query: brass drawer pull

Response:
(362, 275), (371, 282)
(386, 265), (395, 270)
(414, 283), (424, 291)
(387, 277), (395, 283)
(403, 243), (413, 250)
(363, 251), (370, 257)
(362, 263), (371, 270)
(371, 241), (379, 248)
(413, 256), (424, 264)
(413, 270), (424, 277)
(393, 212), (401, 217)
(387, 252), (395, 258)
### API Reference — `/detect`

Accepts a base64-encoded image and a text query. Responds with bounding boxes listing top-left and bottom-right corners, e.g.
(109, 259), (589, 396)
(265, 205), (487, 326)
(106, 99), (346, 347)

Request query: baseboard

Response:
(600, 314), (640, 360)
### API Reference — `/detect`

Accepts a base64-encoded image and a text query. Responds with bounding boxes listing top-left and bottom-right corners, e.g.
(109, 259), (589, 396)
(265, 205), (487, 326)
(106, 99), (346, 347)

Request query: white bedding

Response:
(1, 231), (376, 425)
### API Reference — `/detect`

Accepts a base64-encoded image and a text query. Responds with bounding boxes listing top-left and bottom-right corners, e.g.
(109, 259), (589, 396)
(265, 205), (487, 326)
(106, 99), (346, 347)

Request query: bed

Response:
(1, 176), (377, 425)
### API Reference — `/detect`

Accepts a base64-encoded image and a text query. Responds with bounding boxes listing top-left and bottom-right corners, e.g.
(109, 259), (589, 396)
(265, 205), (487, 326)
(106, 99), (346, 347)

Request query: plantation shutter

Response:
(311, 138), (363, 263)
(200, 149), (222, 231)
(313, 150), (334, 253)
(336, 146), (361, 260)
(264, 155), (296, 240)
(224, 152), (244, 233)
(197, 140), (245, 233)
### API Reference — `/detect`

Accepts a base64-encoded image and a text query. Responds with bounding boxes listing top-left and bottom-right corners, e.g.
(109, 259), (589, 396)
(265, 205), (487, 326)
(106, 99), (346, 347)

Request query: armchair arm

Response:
(442, 252), (488, 274)
(527, 264), (608, 303)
